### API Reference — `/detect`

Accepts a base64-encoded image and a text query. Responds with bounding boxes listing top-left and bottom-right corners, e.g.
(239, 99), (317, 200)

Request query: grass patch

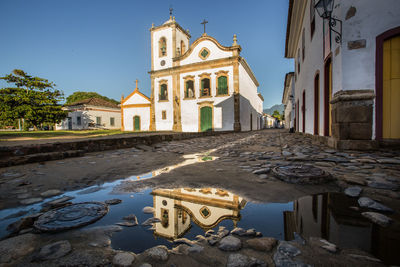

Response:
(202, 156), (213, 161)
(0, 129), (130, 139)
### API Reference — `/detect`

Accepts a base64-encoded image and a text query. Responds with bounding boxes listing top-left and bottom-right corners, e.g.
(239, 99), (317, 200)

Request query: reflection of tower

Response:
(151, 188), (246, 239)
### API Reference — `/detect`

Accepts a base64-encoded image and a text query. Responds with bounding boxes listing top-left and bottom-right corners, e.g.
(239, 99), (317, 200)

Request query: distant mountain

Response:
(263, 104), (284, 115)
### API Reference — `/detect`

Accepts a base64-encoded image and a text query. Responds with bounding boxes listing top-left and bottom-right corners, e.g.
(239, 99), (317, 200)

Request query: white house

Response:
(285, 0), (400, 149)
(56, 98), (121, 130)
(122, 15), (263, 132)
(282, 72), (295, 129)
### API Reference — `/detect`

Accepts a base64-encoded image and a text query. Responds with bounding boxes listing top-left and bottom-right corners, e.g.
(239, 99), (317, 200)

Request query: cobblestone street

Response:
(0, 129), (399, 266)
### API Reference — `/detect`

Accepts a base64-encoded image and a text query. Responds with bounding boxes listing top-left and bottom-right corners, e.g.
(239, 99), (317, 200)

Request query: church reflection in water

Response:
(150, 188), (247, 240)
(283, 192), (400, 265)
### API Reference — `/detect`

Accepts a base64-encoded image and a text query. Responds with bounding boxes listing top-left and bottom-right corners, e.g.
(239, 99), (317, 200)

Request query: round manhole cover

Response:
(272, 165), (332, 184)
(34, 202), (108, 232)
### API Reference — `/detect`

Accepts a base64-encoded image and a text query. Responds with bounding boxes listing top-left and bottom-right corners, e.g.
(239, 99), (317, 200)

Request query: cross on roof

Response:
(201, 19), (208, 34)
(135, 79), (138, 89)
(169, 6), (173, 17)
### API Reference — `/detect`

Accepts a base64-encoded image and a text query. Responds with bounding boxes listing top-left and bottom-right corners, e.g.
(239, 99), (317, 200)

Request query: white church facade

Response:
(121, 16), (263, 132)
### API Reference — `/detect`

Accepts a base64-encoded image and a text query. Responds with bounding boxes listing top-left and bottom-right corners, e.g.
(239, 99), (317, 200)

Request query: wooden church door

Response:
(200, 106), (212, 132)
(133, 116), (140, 131)
(383, 35), (400, 139)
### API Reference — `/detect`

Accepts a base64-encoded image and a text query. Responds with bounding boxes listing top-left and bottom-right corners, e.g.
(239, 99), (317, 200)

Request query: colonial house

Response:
(285, 0), (400, 149)
(122, 15), (263, 132)
(56, 98), (121, 130)
(282, 72), (295, 129)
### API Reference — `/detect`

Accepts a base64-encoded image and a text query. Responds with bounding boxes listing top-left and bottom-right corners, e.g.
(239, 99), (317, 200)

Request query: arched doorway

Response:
(314, 73), (320, 135)
(376, 26), (400, 140)
(200, 106), (212, 132)
(133, 116), (140, 131)
(324, 57), (332, 136)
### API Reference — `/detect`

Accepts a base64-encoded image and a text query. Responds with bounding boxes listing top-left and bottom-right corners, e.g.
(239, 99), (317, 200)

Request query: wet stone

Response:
(105, 199), (122, 205)
(272, 165), (332, 184)
(40, 189), (62, 198)
(367, 180), (398, 190)
(227, 253), (266, 267)
(34, 202), (109, 232)
(6, 216), (35, 234)
(246, 237), (277, 251)
(142, 206), (155, 214)
(141, 217), (161, 226)
(0, 233), (38, 264)
(35, 240), (71, 261)
(77, 186), (104, 195)
(277, 241), (301, 257)
(344, 186), (362, 197)
(252, 168), (271, 175)
(362, 212), (392, 227)
(218, 235), (241, 251)
(113, 252), (136, 267)
(358, 197), (393, 212)
(20, 197), (43, 205)
(144, 245), (168, 261)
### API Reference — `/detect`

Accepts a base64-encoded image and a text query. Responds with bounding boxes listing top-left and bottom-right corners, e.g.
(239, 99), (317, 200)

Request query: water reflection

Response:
(284, 192), (400, 265)
(151, 188), (246, 239)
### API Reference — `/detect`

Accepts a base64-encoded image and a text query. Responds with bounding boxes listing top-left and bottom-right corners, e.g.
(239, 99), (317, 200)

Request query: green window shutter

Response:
(218, 76), (227, 95)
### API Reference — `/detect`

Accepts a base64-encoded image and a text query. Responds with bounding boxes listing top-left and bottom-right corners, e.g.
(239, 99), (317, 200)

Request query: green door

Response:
(200, 106), (212, 132)
(134, 116), (140, 131)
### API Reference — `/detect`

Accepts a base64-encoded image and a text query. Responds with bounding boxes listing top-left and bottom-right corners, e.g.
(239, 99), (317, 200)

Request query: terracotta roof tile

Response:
(66, 97), (119, 109)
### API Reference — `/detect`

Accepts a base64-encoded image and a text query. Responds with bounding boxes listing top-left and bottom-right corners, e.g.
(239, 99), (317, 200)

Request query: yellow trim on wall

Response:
(198, 47), (211, 60)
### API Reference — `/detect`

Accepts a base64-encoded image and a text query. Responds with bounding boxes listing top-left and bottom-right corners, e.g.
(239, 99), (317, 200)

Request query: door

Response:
(324, 58), (332, 136)
(302, 90), (305, 133)
(314, 74), (320, 135)
(134, 116), (140, 131)
(67, 117), (72, 130)
(200, 106), (212, 132)
(250, 114), (253, 131)
(383, 35), (400, 139)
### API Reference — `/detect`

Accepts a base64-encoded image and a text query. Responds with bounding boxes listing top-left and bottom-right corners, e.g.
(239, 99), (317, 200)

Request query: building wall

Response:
(180, 40), (233, 66)
(154, 76), (174, 131)
(56, 105), (121, 130)
(153, 27), (174, 71)
(238, 63), (262, 131)
(123, 106), (150, 131)
(292, 0), (400, 138)
(176, 28), (190, 55)
(180, 66), (234, 132)
(124, 93), (151, 105)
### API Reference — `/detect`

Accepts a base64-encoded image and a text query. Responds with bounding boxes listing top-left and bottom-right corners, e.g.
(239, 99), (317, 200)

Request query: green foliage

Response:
(0, 69), (67, 129)
(272, 110), (282, 121)
(66, 91), (119, 105)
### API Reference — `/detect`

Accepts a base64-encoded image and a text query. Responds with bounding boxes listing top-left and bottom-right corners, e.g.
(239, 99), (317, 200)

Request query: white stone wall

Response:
(180, 66), (234, 132)
(124, 93), (150, 105)
(176, 28), (190, 55)
(56, 106), (121, 130)
(153, 27), (173, 71)
(238, 63), (262, 131)
(292, 0), (400, 137)
(180, 40), (233, 66)
(123, 106), (150, 131)
(154, 76), (174, 131)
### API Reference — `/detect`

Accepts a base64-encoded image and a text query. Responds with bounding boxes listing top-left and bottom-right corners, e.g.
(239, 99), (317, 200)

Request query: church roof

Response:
(66, 97), (119, 109)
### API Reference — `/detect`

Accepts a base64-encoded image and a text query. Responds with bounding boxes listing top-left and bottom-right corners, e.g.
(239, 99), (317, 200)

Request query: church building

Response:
(121, 15), (263, 132)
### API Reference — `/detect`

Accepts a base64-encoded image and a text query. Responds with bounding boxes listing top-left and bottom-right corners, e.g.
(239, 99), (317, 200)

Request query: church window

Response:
(199, 47), (210, 60)
(159, 82), (168, 101)
(180, 40), (186, 54)
(310, 0), (315, 38)
(200, 206), (211, 218)
(161, 208), (169, 228)
(162, 110), (166, 120)
(110, 117), (115, 126)
(216, 71), (229, 96)
(185, 80), (194, 98)
(159, 37), (167, 57)
(200, 78), (211, 97)
(302, 29), (305, 61)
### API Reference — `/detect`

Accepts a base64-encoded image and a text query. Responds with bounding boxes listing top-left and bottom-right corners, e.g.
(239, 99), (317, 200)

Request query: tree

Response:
(272, 110), (282, 121)
(66, 91), (119, 105)
(0, 69), (67, 130)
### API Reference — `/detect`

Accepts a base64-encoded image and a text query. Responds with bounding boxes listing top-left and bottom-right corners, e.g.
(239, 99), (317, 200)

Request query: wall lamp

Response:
(315, 0), (342, 44)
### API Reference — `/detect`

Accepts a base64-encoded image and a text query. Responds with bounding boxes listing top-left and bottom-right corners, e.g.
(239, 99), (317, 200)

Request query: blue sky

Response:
(0, 0), (293, 109)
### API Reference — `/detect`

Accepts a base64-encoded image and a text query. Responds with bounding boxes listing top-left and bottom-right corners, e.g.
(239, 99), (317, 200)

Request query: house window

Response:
(297, 49), (301, 74)
(77, 116), (81, 126)
(310, 0), (315, 38)
(110, 117), (115, 126)
(159, 37), (167, 57)
(185, 80), (194, 98)
(159, 83), (168, 100)
(216, 71), (229, 95)
(96, 116), (101, 125)
(302, 29), (305, 61)
(201, 78), (211, 97)
(162, 110), (166, 120)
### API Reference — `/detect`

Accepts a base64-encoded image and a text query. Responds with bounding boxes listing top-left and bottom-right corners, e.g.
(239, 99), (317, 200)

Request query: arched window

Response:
(180, 40), (186, 54)
(185, 80), (194, 98)
(159, 82), (168, 101)
(159, 37), (167, 57)
(201, 78), (210, 97)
